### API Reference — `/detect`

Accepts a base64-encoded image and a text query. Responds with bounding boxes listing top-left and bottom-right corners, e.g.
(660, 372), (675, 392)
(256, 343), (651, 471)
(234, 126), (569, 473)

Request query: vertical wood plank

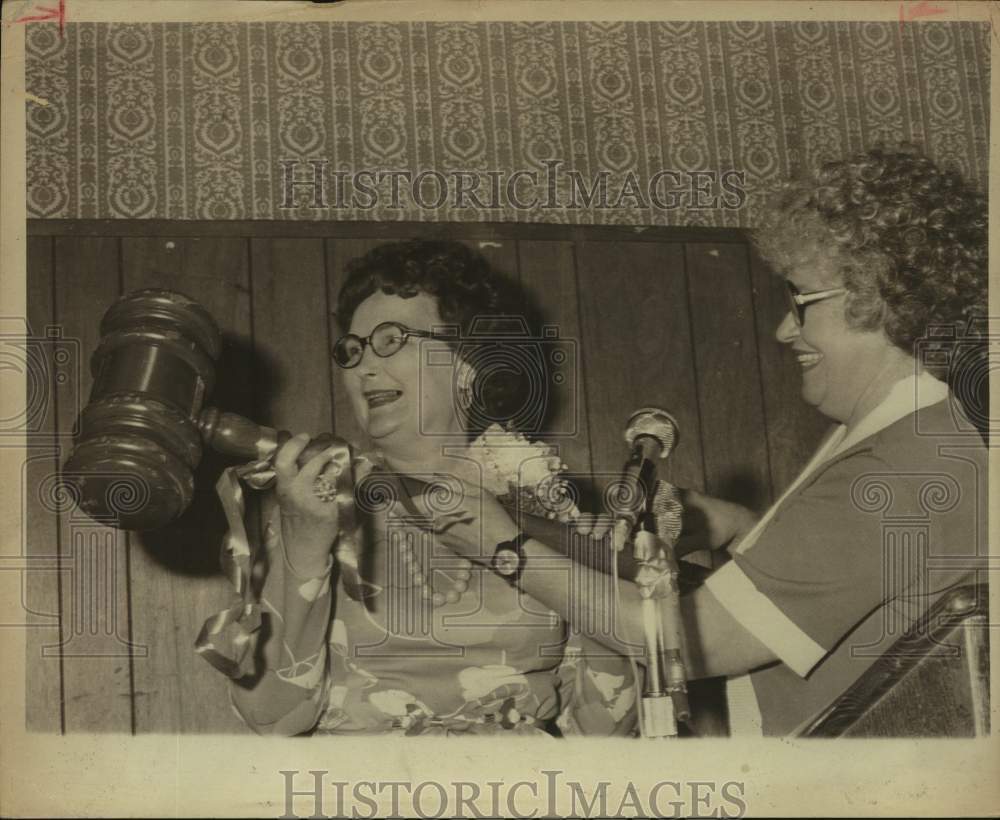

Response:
(575, 241), (706, 492)
(122, 236), (252, 733)
(515, 240), (594, 495)
(24, 235), (64, 732)
(685, 243), (773, 512)
(249, 239), (332, 435)
(461, 238), (519, 287)
(748, 248), (830, 495)
(53, 237), (133, 733)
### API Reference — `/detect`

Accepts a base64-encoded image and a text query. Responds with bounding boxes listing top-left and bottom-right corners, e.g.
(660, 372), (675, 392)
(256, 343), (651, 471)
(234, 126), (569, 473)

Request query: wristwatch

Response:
(491, 532), (530, 585)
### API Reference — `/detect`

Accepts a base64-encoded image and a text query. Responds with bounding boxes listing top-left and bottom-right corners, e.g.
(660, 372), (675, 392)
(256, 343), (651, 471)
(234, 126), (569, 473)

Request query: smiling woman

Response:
(755, 145), (988, 430)
(227, 239), (639, 737)
(698, 146), (991, 733)
(413, 148), (990, 738)
(339, 291), (462, 444)
(687, 147), (990, 733)
(335, 240), (533, 441)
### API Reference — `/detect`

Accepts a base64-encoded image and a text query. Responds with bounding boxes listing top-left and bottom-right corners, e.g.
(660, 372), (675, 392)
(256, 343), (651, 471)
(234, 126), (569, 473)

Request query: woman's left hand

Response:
(395, 481), (520, 565)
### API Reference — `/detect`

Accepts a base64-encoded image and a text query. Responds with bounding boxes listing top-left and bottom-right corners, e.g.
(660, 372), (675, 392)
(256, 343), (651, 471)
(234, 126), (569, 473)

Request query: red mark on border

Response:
(12, 0), (66, 36)
(898, 1), (948, 25)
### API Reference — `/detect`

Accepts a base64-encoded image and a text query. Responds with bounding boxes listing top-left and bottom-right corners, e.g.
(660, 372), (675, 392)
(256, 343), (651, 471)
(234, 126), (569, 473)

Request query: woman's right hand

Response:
(679, 488), (758, 550)
(274, 432), (343, 577)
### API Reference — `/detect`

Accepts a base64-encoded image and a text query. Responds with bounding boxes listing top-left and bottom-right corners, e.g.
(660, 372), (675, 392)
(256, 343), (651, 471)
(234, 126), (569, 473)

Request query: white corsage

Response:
(465, 424), (581, 523)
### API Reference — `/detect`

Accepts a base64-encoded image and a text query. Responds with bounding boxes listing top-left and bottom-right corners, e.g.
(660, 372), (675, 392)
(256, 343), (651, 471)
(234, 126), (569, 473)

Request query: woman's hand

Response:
(679, 488), (758, 550)
(274, 432), (343, 577)
(398, 481), (520, 564)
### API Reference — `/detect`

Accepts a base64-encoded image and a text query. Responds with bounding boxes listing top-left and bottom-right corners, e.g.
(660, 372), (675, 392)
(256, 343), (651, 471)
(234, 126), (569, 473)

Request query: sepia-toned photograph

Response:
(2, 0), (995, 816)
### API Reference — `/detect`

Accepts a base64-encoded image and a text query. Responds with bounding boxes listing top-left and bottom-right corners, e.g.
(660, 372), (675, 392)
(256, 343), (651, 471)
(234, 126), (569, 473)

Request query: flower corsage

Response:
(465, 424), (581, 524)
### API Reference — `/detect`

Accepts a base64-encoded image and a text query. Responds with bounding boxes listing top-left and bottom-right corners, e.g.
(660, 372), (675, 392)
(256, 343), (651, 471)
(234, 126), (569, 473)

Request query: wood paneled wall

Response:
(24, 219), (829, 733)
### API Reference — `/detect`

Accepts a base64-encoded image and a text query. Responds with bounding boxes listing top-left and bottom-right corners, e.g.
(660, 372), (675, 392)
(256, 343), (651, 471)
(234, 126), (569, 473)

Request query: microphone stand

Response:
(632, 514), (689, 738)
(610, 408), (690, 739)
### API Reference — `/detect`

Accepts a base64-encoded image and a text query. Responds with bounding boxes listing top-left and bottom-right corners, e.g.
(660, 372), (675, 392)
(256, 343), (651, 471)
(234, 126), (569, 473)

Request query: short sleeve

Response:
(705, 451), (911, 678)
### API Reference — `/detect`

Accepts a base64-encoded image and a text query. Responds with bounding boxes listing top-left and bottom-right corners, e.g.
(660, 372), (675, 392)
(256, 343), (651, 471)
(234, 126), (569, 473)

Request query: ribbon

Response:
(195, 438), (372, 680)
(195, 450), (699, 681)
(194, 460), (268, 679)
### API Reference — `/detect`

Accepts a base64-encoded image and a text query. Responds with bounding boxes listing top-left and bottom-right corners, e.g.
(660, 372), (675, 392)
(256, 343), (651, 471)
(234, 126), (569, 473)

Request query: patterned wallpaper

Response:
(25, 21), (990, 226)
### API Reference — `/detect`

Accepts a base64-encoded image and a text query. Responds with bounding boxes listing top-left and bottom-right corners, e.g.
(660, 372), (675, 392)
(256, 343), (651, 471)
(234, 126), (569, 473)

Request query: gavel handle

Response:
(196, 407), (288, 461)
(196, 407), (350, 469)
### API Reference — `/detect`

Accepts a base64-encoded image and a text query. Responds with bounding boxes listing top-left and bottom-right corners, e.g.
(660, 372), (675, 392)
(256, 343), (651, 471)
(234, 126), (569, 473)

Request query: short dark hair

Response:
(753, 146), (987, 357)
(336, 239), (520, 335)
(335, 239), (532, 434)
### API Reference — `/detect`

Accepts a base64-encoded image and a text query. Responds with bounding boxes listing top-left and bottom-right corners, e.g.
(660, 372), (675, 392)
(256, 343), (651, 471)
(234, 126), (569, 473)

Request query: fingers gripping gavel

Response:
(271, 432), (350, 578)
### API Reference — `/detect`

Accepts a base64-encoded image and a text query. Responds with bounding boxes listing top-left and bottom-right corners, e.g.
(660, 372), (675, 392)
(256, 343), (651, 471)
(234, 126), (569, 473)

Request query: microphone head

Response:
(625, 407), (679, 458)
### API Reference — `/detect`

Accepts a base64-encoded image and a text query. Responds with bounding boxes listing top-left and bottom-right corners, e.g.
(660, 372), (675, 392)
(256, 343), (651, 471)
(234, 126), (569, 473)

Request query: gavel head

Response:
(62, 289), (222, 530)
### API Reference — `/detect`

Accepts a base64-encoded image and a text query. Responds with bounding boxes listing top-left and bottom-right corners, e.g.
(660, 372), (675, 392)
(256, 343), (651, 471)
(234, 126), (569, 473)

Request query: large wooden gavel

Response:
(62, 289), (342, 530)
(64, 289), (693, 735)
(61, 289), (586, 556)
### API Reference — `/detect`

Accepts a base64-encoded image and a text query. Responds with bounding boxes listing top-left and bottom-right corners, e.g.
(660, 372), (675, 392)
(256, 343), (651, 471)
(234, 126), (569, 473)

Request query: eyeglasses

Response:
(332, 321), (443, 369)
(785, 281), (847, 326)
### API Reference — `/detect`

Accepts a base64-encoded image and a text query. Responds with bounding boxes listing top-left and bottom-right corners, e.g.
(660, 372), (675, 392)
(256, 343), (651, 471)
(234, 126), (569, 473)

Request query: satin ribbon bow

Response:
(195, 438), (374, 680)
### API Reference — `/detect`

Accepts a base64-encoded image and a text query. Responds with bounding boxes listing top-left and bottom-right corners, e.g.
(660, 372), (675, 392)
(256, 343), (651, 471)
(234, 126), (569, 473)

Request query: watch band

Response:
(491, 532), (530, 585)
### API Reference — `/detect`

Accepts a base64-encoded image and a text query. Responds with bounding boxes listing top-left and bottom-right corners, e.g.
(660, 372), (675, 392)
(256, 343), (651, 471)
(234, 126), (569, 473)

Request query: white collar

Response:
(830, 370), (949, 458)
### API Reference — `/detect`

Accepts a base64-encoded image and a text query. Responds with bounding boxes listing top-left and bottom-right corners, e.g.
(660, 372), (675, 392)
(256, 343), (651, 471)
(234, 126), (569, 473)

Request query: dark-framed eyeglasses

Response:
(332, 321), (443, 369)
(784, 281), (847, 327)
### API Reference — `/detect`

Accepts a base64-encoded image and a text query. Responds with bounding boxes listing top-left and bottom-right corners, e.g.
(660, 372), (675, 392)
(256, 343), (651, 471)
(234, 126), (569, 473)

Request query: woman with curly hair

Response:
(424, 147), (989, 736)
(227, 239), (637, 736)
(755, 147), (988, 433)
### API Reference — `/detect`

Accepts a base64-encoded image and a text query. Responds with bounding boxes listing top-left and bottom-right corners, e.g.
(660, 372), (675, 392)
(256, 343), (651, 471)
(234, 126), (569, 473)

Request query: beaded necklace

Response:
(397, 534), (474, 607)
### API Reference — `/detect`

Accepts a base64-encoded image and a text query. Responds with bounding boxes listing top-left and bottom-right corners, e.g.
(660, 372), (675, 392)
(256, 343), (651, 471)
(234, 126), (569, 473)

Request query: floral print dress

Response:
(257, 488), (638, 737)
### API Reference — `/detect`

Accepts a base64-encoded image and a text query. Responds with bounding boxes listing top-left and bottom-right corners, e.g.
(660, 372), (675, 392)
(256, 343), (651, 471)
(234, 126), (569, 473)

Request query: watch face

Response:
(493, 547), (520, 577)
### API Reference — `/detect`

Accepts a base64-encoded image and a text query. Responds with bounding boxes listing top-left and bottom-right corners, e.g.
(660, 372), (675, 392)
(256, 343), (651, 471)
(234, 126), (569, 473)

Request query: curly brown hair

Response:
(753, 146), (987, 357)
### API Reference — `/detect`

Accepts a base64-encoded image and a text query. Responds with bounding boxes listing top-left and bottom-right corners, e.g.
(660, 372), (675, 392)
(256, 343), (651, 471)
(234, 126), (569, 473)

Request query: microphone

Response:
(612, 407), (679, 553)
(609, 408), (689, 738)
